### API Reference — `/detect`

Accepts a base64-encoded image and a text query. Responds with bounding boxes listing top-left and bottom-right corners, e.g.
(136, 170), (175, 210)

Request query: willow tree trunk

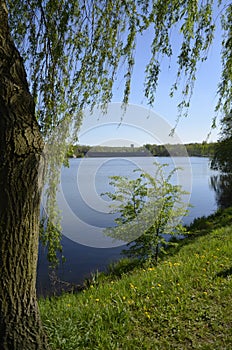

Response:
(0, 3), (48, 349)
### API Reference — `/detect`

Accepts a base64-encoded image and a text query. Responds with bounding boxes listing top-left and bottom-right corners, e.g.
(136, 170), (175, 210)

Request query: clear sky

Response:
(79, 12), (223, 147)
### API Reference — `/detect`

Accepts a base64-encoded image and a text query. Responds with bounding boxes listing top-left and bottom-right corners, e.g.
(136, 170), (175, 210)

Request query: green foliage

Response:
(210, 114), (232, 209)
(215, 4), (232, 118)
(210, 174), (232, 208)
(39, 223), (232, 349)
(188, 206), (232, 233)
(39, 217), (65, 267)
(5, 1), (232, 264)
(68, 142), (217, 158)
(5, 0), (231, 143)
(211, 138), (232, 173)
(6, 0), (146, 264)
(211, 111), (232, 175)
(103, 163), (189, 263)
(144, 142), (217, 157)
(66, 144), (91, 158)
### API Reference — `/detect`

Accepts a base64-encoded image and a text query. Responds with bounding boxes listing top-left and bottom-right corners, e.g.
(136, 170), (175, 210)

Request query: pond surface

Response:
(37, 156), (219, 296)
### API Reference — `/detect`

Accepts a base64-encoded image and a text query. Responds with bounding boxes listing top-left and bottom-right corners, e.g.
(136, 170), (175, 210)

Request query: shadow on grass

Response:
(41, 207), (232, 297)
(216, 267), (232, 279)
(77, 207), (232, 289)
(162, 206), (232, 260)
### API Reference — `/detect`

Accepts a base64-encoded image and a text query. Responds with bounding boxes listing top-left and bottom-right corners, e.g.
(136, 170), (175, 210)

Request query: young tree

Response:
(104, 164), (189, 264)
(0, 1), (231, 348)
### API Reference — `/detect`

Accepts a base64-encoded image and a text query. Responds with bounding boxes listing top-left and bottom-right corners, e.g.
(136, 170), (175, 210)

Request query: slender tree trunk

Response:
(155, 230), (159, 264)
(0, 3), (48, 349)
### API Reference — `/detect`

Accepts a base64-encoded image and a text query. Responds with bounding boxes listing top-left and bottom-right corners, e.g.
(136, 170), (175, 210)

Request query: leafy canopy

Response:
(211, 107), (232, 172)
(6, 0), (232, 134)
(210, 110), (232, 208)
(5, 0), (232, 262)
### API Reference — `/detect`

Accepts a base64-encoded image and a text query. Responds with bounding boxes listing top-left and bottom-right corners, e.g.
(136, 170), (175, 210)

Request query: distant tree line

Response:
(67, 145), (147, 157)
(67, 142), (217, 158)
(145, 142), (216, 157)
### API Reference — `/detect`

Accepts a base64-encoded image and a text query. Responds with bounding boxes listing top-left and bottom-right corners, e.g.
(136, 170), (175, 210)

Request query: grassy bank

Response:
(39, 210), (232, 349)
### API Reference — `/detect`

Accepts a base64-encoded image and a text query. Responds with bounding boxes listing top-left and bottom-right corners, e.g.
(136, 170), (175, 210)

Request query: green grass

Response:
(39, 211), (232, 349)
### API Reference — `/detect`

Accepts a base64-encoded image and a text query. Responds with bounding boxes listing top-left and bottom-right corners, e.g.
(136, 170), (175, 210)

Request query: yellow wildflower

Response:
(145, 311), (151, 319)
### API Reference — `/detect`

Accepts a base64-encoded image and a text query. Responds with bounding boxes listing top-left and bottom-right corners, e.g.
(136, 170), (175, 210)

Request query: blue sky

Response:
(79, 13), (223, 146)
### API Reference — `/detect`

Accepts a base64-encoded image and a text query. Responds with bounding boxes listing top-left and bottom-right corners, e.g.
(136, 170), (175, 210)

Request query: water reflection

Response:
(37, 157), (219, 296)
(210, 174), (232, 209)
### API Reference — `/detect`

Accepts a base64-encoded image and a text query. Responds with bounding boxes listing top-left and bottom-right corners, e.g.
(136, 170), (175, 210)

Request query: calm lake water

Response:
(37, 156), (219, 296)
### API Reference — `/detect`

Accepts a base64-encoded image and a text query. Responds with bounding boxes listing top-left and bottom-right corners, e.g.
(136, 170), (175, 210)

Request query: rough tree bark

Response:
(0, 2), (48, 349)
